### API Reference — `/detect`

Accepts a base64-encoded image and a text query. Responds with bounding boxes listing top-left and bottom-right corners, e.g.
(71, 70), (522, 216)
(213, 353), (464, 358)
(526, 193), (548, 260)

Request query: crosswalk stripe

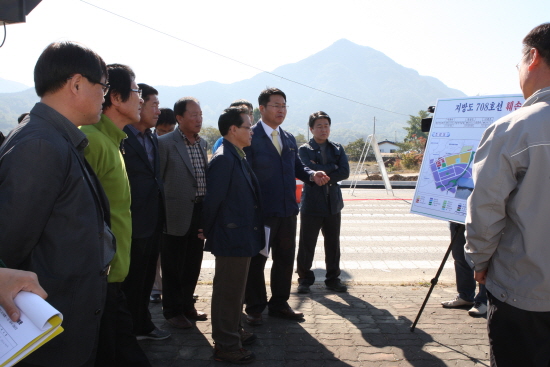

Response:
(199, 260), (452, 270)
(294, 236), (449, 241)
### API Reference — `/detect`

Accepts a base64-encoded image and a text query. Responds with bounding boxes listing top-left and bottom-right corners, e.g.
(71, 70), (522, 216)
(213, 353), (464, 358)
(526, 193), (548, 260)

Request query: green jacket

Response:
(81, 115), (131, 283)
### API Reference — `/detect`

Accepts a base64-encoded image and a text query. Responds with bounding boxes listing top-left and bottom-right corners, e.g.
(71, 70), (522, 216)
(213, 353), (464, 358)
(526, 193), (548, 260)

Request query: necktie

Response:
(271, 130), (282, 155)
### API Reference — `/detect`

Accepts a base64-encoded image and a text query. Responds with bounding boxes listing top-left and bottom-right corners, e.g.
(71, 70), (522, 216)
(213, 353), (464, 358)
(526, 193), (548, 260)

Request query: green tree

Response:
(201, 126), (221, 148)
(294, 133), (307, 146)
(396, 135), (427, 170)
(403, 110), (429, 141)
(253, 108), (261, 124)
(345, 138), (369, 161)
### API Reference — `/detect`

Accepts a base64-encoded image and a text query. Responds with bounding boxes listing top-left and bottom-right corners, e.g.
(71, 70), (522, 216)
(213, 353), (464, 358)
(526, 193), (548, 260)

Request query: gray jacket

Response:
(158, 129), (208, 236)
(465, 87), (550, 312)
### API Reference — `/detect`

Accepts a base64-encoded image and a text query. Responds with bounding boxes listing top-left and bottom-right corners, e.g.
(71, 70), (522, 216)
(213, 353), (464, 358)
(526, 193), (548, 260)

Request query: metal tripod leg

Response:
(410, 224), (465, 332)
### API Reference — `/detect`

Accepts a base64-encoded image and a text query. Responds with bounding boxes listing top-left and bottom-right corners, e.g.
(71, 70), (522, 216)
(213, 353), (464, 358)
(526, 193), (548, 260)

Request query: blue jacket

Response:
(298, 138), (350, 216)
(244, 121), (314, 218)
(203, 139), (264, 257)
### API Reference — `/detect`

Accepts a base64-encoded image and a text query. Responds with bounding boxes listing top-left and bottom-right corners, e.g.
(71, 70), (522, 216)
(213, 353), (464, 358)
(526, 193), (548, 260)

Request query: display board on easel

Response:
(410, 94), (524, 223)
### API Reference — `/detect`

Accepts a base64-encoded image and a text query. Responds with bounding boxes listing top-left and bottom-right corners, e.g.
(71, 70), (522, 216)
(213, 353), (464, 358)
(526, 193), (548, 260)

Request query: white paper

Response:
(260, 226), (270, 257)
(0, 292), (63, 366)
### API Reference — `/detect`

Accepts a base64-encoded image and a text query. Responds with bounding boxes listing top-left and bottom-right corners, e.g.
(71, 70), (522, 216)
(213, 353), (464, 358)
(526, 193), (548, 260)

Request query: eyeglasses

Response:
(67, 74), (110, 96)
(238, 125), (252, 130)
(266, 104), (288, 110)
(516, 58), (523, 71)
(130, 88), (143, 98)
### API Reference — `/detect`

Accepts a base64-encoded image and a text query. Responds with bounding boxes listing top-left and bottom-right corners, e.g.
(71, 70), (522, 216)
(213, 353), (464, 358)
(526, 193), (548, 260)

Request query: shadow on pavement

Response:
(316, 289), (446, 366)
(139, 301), (214, 367)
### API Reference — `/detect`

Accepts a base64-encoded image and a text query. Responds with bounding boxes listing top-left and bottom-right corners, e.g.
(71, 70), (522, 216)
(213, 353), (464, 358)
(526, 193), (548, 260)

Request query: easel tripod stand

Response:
(410, 224), (465, 332)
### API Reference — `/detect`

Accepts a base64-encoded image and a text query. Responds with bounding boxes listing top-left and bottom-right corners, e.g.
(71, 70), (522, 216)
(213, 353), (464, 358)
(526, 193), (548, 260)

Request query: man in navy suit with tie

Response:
(244, 88), (329, 325)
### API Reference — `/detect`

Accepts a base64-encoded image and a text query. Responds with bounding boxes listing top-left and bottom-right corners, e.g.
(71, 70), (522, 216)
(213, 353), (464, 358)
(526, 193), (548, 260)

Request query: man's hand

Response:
(197, 229), (206, 240)
(313, 171), (329, 186)
(474, 269), (488, 284)
(0, 268), (47, 322)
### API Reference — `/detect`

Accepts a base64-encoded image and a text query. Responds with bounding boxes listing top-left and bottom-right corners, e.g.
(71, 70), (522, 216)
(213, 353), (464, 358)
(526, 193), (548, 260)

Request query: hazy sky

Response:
(1, 0), (549, 100)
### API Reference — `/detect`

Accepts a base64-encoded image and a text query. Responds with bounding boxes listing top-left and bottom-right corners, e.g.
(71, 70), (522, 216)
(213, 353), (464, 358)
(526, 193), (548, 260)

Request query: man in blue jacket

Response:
(202, 106), (263, 364)
(296, 111), (350, 294)
(244, 88), (329, 325)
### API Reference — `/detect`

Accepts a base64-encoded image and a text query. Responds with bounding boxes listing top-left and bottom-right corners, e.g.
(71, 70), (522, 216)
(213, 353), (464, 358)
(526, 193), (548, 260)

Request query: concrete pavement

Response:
(140, 189), (489, 366)
(140, 284), (489, 366)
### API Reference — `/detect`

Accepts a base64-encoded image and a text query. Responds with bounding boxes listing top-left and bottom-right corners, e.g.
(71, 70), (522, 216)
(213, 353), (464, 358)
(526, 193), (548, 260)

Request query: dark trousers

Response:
(95, 283), (151, 367)
(212, 256), (250, 351)
(245, 215), (297, 314)
(450, 223), (487, 303)
(487, 291), (550, 367)
(161, 203), (204, 319)
(122, 229), (161, 335)
(297, 212), (342, 285)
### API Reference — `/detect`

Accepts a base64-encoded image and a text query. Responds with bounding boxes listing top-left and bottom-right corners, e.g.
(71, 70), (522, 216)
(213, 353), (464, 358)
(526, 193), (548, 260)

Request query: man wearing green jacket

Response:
(81, 64), (167, 367)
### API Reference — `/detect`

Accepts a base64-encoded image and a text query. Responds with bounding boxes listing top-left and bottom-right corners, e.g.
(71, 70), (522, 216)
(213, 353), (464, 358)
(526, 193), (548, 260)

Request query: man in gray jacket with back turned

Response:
(465, 22), (550, 366)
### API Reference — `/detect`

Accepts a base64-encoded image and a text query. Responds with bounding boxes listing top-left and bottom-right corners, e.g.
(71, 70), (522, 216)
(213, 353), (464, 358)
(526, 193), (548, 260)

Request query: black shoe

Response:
(246, 313), (263, 326)
(150, 294), (161, 303)
(326, 280), (347, 292)
(268, 307), (304, 320)
(213, 347), (256, 364)
(297, 284), (310, 294)
(136, 327), (171, 340)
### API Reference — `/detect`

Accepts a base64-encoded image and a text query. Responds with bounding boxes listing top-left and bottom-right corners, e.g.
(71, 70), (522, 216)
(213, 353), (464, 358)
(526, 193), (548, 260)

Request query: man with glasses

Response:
(81, 64), (152, 366)
(244, 88), (329, 325)
(212, 99), (255, 154)
(202, 106), (263, 364)
(158, 97), (208, 329)
(465, 23), (550, 366)
(0, 41), (115, 366)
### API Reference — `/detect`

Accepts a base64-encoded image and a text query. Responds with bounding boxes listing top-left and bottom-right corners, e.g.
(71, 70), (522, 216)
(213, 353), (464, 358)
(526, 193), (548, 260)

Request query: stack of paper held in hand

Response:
(0, 291), (63, 367)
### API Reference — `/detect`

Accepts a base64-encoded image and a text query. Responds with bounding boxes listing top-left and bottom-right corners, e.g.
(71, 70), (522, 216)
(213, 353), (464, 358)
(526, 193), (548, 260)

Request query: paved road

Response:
(140, 189), (489, 366)
(198, 189), (455, 286)
(142, 284), (489, 366)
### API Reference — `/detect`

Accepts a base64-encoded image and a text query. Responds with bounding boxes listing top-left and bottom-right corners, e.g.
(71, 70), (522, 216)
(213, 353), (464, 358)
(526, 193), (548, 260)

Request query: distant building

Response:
(378, 140), (398, 154)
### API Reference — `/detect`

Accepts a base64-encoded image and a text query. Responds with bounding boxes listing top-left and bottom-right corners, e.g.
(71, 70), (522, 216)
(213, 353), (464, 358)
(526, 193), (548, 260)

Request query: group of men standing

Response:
(4, 22), (550, 367)
(0, 40), (351, 366)
(203, 88), (351, 363)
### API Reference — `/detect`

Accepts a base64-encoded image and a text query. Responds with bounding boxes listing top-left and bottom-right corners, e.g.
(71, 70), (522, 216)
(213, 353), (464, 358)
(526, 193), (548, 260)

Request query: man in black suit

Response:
(0, 41), (115, 367)
(244, 88), (329, 325)
(122, 84), (170, 340)
(202, 106), (263, 364)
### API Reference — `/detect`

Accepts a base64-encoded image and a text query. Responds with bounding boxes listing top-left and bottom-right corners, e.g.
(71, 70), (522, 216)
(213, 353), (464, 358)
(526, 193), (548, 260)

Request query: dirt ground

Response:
(348, 161), (419, 181)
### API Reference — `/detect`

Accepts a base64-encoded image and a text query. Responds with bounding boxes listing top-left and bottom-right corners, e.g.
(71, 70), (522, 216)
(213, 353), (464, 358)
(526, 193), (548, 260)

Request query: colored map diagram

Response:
(411, 94), (524, 223)
(430, 147), (475, 193)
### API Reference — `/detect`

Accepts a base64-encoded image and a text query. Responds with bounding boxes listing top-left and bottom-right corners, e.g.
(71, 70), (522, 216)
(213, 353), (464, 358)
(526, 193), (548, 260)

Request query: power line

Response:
(81, 0), (410, 117)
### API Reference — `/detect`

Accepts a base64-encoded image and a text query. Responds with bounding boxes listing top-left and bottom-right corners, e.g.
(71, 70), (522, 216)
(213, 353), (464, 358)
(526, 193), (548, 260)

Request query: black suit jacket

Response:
(203, 140), (264, 257)
(0, 103), (113, 366)
(122, 126), (165, 238)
